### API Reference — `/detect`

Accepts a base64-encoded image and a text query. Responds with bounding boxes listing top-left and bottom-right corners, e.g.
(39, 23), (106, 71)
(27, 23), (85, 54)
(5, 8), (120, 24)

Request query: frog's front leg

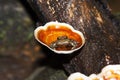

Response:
(49, 42), (57, 49)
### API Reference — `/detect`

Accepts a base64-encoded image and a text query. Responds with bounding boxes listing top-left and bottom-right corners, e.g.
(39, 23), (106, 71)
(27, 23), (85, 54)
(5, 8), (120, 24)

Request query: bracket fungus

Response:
(68, 65), (120, 80)
(34, 22), (85, 54)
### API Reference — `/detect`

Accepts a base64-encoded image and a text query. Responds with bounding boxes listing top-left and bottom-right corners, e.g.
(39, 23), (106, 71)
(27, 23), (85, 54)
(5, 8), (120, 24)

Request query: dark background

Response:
(0, 0), (120, 80)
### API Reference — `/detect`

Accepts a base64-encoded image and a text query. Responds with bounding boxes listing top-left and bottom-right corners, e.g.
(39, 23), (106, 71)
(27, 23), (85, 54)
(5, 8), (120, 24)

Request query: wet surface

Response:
(27, 0), (120, 75)
(0, 0), (119, 80)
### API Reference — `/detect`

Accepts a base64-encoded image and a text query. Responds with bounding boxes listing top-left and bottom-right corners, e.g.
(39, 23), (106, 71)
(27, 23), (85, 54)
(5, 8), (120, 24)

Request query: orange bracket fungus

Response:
(34, 22), (85, 54)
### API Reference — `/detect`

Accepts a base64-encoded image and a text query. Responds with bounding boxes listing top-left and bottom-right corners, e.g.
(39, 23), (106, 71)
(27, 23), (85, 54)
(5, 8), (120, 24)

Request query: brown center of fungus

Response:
(50, 36), (79, 51)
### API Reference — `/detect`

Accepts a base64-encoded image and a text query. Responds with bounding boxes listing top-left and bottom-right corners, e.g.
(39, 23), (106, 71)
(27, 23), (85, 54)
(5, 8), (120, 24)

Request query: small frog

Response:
(50, 36), (79, 51)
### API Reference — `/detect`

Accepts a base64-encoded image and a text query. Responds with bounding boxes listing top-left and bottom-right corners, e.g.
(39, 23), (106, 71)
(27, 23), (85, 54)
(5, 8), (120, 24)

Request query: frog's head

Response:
(50, 35), (79, 51)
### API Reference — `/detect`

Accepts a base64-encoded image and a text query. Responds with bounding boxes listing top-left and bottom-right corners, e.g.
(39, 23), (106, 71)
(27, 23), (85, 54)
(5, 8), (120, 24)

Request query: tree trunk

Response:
(27, 0), (120, 75)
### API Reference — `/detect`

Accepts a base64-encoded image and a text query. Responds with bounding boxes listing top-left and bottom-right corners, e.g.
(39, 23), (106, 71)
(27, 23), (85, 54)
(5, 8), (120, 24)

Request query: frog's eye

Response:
(34, 21), (85, 54)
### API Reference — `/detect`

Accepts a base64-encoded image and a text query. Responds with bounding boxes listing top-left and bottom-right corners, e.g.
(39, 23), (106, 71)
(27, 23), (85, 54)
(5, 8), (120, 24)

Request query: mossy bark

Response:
(27, 0), (120, 75)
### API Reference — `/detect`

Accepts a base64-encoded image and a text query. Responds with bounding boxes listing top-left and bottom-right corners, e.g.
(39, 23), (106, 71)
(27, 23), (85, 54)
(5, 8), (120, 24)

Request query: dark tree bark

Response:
(27, 0), (120, 75)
